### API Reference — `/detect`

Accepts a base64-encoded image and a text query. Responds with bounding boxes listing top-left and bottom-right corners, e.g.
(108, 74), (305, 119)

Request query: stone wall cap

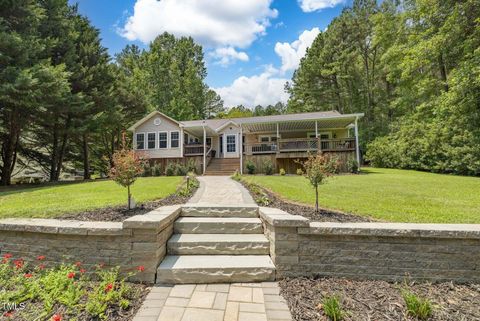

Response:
(123, 205), (181, 229)
(182, 204), (259, 209)
(300, 222), (480, 238)
(0, 218), (124, 235)
(259, 207), (309, 227)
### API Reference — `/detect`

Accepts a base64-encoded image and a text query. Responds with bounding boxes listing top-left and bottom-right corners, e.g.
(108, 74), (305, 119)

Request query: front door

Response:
(219, 135), (223, 158)
(224, 134), (238, 158)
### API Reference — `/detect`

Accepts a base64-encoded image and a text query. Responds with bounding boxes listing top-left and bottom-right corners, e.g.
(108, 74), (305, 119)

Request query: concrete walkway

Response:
(188, 176), (255, 205)
(133, 282), (292, 321)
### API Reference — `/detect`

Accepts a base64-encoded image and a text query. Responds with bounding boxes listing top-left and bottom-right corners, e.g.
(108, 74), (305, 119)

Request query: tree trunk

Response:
(50, 123), (59, 182)
(315, 185), (319, 213)
(53, 116), (72, 181)
(127, 185), (131, 209)
(438, 53), (449, 92)
(82, 133), (90, 180)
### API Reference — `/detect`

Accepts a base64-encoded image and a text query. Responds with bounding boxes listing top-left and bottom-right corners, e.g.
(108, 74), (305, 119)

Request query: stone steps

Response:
(174, 217), (263, 234)
(156, 255), (275, 284)
(167, 233), (270, 255)
(181, 205), (258, 218)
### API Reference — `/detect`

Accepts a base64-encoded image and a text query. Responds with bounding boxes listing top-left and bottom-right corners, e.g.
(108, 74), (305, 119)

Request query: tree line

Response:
(288, 0), (480, 175)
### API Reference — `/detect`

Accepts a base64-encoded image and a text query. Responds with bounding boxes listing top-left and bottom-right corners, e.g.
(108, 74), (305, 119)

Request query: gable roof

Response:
(128, 111), (180, 131)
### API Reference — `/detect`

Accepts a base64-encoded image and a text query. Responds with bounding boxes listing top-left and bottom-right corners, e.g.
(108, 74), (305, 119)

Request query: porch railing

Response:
(184, 144), (211, 156)
(245, 138), (355, 155)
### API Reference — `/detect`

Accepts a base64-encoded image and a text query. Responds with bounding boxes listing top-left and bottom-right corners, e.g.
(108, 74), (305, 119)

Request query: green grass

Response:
(243, 168), (480, 223)
(0, 176), (183, 219)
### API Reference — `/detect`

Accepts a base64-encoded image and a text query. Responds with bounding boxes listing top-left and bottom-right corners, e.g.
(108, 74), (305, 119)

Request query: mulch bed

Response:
(239, 179), (373, 222)
(279, 277), (480, 321)
(60, 184), (198, 222)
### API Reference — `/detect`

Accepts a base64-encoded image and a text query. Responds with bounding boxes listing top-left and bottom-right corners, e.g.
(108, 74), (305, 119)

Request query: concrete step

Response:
(156, 255), (276, 284)
(167, 234), (270, 255)
(174, 217), (263, 234)
(181, 205), (258, 218)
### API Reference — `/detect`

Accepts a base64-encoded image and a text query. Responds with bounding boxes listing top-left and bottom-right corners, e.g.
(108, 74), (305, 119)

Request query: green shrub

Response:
(174, 163), (188, 176)
(322, 295), (345, 321)
(246, 161), (256, 174)
(264, 160), (274, 175)
(296, 168), (304, 175)
(346, 158), (359, 174)
(279, 168), (286, 176)
(142, 163), (152, 177)
(231, 170), (241, 181)
(152, 164), (163, 176)
(186, 159), (197, 174)
(402, 290), (433, 320)
(165, 163), (175, 176)
(178, 173), (199, 196)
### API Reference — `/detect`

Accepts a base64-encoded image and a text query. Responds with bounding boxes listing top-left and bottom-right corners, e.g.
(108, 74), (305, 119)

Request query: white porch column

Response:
(276, 123), (279, 138)
(180, 127), (184, 157)
(203, 126), (206, 175)
(315, 120), (320, 152)
(315, 120), (318, 137)
(354, 117), (360, 167)
(240, 124), (243, 174)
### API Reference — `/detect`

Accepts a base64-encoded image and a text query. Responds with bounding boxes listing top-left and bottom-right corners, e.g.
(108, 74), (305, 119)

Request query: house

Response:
(128, 110), (364, 175)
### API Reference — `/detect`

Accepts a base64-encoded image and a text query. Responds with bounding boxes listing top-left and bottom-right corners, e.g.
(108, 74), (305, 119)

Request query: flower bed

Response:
(0, 254), (149, 320)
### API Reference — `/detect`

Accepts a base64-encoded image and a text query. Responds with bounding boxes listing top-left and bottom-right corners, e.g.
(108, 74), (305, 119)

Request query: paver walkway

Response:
(133, 282), (292, 321)
(188, 176), (255, 205)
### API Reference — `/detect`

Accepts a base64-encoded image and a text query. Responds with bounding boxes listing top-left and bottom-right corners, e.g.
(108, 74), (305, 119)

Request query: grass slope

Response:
(243, 168), (480, 223)
(0, 176), (183, 219)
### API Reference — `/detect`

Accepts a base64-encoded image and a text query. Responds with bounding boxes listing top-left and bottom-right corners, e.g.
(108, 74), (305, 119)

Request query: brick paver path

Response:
(188, 176), (255, 205)
(133, 282), (292, 321)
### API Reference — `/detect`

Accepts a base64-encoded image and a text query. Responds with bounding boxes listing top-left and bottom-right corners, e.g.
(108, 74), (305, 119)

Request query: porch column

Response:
(276, 123), (280, 154)
(315, 120), (320, 153)
(180, 127), (184, 157)
(203, 126), (206, 175)
(240, 124), (243, 175)
(354, 117), (360, 167)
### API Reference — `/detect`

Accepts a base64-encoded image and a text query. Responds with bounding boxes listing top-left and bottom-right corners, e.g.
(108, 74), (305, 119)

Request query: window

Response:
(259, 135), (278, 143)
(147, 132), (156, 149)
(226, 135), (236, 153)
(206, 137), (212, 146)
(158, 132), (167, 149)
(170, 131), (179, 148)
(260, 136), (269, 143)
(136, 133), (145, 150)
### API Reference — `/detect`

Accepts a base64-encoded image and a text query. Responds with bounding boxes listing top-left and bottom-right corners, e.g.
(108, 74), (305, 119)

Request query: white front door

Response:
(224, 134), (238, 158)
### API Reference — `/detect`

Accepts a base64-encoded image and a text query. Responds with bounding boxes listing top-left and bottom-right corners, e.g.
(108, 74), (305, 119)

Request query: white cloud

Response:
(214, 66), (289, 107)
(274, 27), (320, 72)
(120, 0), (277, 48)
(298, 0), (346, 12)
(211, 47), (249, 67)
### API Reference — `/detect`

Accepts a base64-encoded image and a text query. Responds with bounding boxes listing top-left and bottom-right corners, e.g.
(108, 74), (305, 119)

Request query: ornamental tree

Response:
(303, 154), (337, 213)
(109, 147), (145, 209)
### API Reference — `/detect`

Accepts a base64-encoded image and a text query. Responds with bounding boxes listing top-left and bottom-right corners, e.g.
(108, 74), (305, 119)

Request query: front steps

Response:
(156, 205), (275, 284)
(204, 158), (240, 175)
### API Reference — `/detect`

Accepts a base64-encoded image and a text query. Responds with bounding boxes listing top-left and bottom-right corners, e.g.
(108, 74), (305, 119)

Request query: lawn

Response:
(243, 168), (480, 224)
(0, 176), (183, 219)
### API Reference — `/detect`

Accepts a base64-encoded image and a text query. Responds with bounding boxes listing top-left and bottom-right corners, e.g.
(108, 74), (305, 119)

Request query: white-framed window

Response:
(147, 132), (156, 149)
(170, 131), (179, 148)
(135, 133), (145, 150)
(259, 135), (278, 143)
(158, 131), (168, 149)
(226, 135), (236, 153)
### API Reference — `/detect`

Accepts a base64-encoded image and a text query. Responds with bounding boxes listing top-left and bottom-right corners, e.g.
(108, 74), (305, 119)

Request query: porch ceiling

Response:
(242, 117), (356, 133)
(183, 125), (217, 138)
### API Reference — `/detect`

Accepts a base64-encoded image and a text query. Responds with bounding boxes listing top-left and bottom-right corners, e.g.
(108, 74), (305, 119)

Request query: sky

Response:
(70, 0), (350, 108)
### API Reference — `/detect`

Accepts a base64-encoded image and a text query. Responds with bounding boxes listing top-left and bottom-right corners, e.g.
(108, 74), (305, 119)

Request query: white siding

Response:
(134, 114), (182, 158)
(219, 125), (240, 158)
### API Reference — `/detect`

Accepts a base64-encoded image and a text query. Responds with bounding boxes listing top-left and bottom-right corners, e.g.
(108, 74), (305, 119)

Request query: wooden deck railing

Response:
(184, 144), (211, 156)
(245, 138), (355, 155)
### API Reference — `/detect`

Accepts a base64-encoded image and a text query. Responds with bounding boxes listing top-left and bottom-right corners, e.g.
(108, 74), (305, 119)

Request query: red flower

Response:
(13, 259), (24, 269)
(3, 311), (13, 317)
(24, 273), (33, 278)
(37, 255), (46, 261)
(137, 265), (145, 272)
(38, 264), (46, 270)
(80, 268), (86, 274)
(3, 253), (13, 259)
(51, 314), (62, 321)
(75, 261), (82, 267)
(104, 283), (114, 292)
(67, 272), (75, 279)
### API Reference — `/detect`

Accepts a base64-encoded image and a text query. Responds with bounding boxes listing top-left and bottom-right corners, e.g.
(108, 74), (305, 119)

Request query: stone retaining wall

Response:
(0, 205), (181, 283)
(260, 207), (480, 283)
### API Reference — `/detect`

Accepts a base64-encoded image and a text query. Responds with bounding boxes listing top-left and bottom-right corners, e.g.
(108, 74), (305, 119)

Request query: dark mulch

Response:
(279, 277), (480, 321)
(60, 183), (198, 222)
(239, 179), (372, 222)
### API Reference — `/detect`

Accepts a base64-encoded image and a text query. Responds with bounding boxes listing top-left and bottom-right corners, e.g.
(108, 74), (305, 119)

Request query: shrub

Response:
(346, 158), (359, 174)
(303, 154), (336, 213)
(296, 168), (304, 175)
(174, 163), (188, 176)
(231, 170), (241, 181)
(142, 162), (151, 177)
(186, 159), (197, 174)
(322, 295), (345, 321)
(165, 163), (175, 176)
(264, 160), (274, 175)
(110, 148), (145, 209)
(246, 161), (256, 174)
(279, 168), (286, 176)
(178, 172), (199, 196)
(152, 163), (163, 176)
(402, 290), (433, 320)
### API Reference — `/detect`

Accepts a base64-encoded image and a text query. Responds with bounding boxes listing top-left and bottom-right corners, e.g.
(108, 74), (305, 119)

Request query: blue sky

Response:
(71, 0), (350, 107)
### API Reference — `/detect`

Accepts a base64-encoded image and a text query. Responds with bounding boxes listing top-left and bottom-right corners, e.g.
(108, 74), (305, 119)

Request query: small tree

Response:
(109, 148), (145, 209)
(303, 154), (336, 213)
